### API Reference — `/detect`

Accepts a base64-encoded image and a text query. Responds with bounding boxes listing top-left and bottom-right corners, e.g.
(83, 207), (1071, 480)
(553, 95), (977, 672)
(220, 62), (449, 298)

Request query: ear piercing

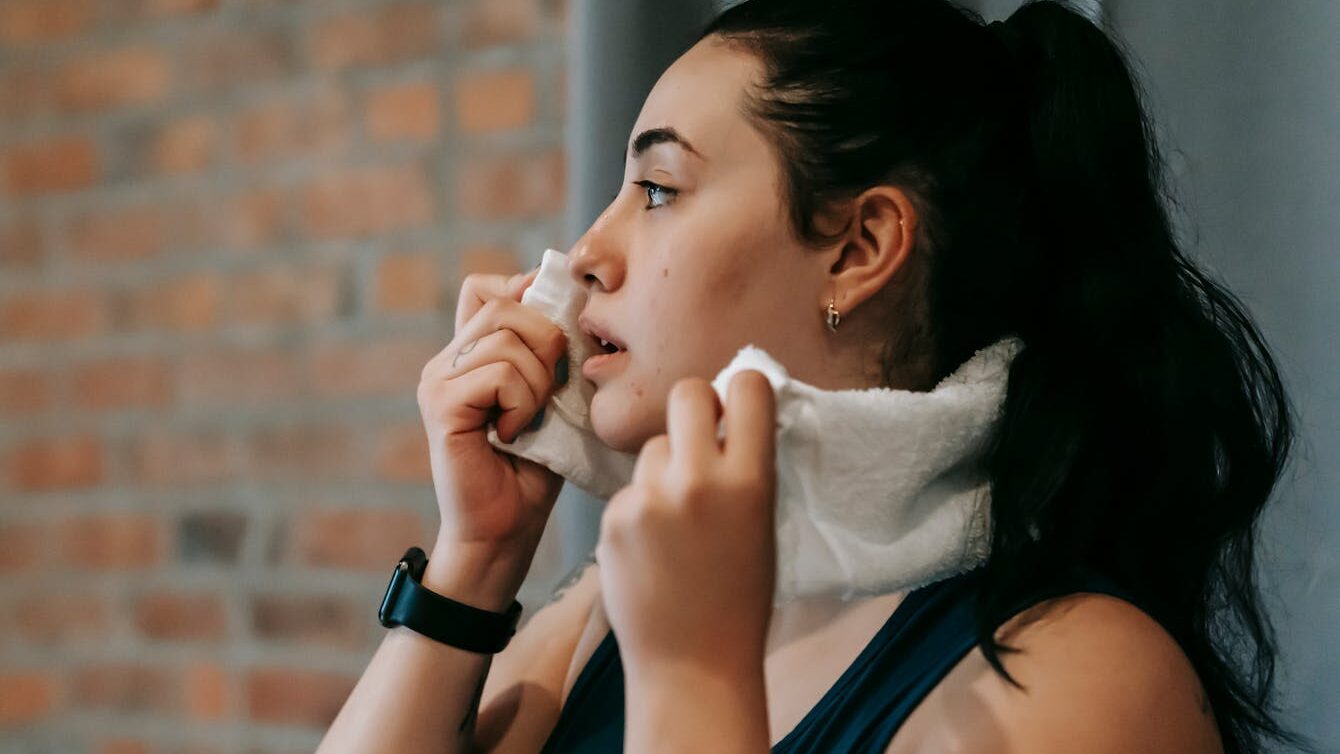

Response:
(826, 298), (841, 332)
(824, 216), (903, 333)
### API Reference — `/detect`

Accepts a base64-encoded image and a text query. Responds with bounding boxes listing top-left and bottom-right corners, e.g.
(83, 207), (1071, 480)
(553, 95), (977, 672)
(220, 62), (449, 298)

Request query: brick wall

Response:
(0, 0), (571, 750)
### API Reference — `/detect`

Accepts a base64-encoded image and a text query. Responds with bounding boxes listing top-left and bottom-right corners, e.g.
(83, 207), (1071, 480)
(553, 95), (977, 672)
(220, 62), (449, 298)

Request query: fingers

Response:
(434, 296), (568, 388)
(631, 434), (669, 487)
(429, 360), (539, 442)
(438, 329), (552, 412)
(666, 378), (722, 470)
(454, 266), (541, 335)
(723, 370), (776, 470)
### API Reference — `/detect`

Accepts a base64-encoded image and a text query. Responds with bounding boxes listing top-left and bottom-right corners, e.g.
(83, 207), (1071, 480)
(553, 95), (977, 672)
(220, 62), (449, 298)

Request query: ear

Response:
(820, 185), (918, 319)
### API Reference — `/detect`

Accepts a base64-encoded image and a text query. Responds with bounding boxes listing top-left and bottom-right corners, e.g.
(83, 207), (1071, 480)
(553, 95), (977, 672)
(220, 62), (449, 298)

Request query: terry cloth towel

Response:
(488, 248), (1025, 604)
(485, 248), (640, 499)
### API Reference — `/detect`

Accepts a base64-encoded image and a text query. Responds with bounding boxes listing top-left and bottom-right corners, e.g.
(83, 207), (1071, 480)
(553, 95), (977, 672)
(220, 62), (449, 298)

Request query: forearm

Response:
(317, 542), (532, 754)
(623, 660), (771, 754)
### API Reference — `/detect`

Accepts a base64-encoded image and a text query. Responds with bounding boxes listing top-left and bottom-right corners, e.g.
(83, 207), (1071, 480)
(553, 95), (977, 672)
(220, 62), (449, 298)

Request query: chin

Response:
(589, 389), (659, 455)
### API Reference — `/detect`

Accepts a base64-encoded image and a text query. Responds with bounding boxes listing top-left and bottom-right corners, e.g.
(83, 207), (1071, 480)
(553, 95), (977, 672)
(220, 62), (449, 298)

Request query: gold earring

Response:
(825, 297), (842, 332)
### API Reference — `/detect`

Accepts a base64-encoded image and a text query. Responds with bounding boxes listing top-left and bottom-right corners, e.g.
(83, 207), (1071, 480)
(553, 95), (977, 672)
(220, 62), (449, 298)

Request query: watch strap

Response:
(379, 547), (522, 654)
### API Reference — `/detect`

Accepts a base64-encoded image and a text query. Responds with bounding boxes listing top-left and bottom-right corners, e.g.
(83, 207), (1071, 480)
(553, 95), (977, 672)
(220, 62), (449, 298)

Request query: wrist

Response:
(624, 659), (769, 752)
(422, 538), (533, 613)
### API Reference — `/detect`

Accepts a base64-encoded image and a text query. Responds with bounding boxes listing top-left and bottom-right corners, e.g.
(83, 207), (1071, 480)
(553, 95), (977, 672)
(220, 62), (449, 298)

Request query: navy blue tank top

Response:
(539, 565), (1144, 753)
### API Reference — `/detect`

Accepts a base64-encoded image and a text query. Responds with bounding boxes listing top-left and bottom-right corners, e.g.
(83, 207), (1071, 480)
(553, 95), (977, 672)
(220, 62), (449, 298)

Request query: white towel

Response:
(485, 248), (640, 499)
(488, 248), (1025, 604)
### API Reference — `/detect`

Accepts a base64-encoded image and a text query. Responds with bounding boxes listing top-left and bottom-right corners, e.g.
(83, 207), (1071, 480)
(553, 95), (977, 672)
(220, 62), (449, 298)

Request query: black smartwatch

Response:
(378, 546), (523, 654)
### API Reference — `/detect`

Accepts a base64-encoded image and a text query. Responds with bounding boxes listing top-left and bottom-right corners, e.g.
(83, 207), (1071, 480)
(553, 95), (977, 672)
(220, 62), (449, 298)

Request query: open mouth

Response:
(596, 336), (624, 354)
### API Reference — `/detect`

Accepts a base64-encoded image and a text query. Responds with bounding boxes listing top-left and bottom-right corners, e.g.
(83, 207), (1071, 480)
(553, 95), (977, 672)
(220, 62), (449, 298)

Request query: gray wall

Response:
(1104, 3), (1340, 750)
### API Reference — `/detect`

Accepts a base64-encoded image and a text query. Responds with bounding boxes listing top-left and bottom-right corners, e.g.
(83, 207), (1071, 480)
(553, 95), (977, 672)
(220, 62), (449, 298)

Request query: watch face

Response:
(378, 561), (409, 627)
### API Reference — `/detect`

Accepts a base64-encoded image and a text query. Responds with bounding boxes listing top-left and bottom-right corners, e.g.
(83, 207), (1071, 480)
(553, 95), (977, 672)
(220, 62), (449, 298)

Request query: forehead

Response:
(628, 37), (764, 166)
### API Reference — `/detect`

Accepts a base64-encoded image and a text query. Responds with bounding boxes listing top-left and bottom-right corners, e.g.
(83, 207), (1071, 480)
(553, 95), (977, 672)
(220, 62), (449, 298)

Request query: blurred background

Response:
(0, 0), (1335, 752)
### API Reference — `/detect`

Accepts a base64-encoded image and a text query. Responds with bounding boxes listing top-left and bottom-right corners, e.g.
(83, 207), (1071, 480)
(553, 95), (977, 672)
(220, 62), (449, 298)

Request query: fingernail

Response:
(527, 408), (546, 432)
(555, 356), (569, 386)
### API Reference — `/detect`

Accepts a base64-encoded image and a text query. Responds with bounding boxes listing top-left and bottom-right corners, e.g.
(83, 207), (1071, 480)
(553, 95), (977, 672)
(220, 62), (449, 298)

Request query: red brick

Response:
(290, 507), (426, 571)
(250, 593), (365, 648)
(375, 251), (440, 313)
(377, 422), (431, 483)
(151, 115), (216, 175)
(0, 367), (52, 415)
(70, 355), (173, 410)
(3, 136), (99, 195)
(65, 203), (167, 263)
(308, 335), (440, 397)
(111, 0), (222, 19)
(0, 64), (50, 123)
(455, 68), (535, 133)
(457, 0), (540, 49)
(13, 592), (110, 646)
(0, 218), (43, 270)
(133, 591), (227, 641)
(301, 162), (436, 239)
(0, 671), (57, 724)
(54, 47), (172, 113)
(247, 424), (356, 479)
(61, 514), (163, 569)
(0, 0), (96, 45)
(71, 664), (176, 714)
(366, 81), (441, 143)
(178, 346), (302, 406)
(173, 187), (288, 252)
(232, 88), (352, 165)
(310, 4), (439, 71)
(180, 27), (293, 93)
(120, 274), (221, 333)
(224, 261), (346, 327)
(127, 428), (238, 486)
(10, 434), (104, 491)
(184, 662), (228, 721)
(0, 522), (44, 572)
(457, 149), (564, 219)
(459, 245), (523, 278)
(0, 287), (108, 341)
(246, 666), (356, 726)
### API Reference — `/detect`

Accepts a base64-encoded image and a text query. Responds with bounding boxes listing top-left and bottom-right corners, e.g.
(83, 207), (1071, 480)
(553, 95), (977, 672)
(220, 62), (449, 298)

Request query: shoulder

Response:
(895, 592), (1224, 754)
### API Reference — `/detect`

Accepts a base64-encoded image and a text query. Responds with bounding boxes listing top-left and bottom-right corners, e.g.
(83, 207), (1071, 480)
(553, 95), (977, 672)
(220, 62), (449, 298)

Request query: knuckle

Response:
(669, 376), (709, 402)
(547, 326), (567, 357)
(669, 471), (709, 504)
(478, 296), (503, 320)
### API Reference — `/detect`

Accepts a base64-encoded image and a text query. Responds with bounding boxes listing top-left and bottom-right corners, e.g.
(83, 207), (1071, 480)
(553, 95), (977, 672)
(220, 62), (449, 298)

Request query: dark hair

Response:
(699, 1), (1308, 752)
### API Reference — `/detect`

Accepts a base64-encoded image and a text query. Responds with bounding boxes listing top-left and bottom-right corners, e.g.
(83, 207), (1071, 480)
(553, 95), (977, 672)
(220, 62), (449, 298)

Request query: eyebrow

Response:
(627, 127), (706, 162)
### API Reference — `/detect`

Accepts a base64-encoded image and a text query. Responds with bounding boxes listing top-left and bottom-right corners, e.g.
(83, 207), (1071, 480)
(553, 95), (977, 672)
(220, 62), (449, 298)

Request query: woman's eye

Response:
(632, 180), (677, 210)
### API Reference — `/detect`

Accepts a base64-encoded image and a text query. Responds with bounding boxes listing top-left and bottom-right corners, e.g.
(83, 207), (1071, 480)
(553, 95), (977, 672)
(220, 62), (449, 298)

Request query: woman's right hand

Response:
(416, 266), (569, 605)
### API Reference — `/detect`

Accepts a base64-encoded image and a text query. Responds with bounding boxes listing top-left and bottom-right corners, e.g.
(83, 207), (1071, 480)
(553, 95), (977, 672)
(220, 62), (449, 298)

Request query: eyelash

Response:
(611, 180), (679, 210)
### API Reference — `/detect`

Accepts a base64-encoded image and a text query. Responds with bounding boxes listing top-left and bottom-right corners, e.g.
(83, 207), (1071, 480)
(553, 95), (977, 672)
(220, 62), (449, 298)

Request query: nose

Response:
(567, 217), (625, 293)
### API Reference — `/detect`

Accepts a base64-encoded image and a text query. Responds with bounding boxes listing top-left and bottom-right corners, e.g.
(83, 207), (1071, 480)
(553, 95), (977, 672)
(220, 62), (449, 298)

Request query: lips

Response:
(578, 313), (627, 354)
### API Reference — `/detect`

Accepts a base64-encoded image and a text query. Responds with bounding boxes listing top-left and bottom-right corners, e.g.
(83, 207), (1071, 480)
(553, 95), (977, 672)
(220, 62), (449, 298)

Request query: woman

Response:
(319, 1), (1308, 752)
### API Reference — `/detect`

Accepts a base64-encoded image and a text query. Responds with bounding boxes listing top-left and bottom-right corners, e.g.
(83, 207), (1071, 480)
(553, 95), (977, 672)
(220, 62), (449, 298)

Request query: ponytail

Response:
(700, 1), (1307, 751)
(970, 5), (1310, 754)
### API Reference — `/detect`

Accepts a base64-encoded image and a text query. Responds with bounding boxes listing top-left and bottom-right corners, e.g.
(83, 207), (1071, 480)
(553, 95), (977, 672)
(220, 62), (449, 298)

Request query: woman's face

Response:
(567, 37), (877, 454)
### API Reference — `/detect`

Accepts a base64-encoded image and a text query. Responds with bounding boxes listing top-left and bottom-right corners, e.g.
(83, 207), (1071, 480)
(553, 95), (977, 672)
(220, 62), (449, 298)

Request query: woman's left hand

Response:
(596, 370), (778, 678)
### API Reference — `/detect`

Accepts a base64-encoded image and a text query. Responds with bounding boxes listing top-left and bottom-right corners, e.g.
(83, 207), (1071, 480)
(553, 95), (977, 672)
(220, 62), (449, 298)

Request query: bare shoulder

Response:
(896, 592), (1224, 754)
(473, 554), (602, 752)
